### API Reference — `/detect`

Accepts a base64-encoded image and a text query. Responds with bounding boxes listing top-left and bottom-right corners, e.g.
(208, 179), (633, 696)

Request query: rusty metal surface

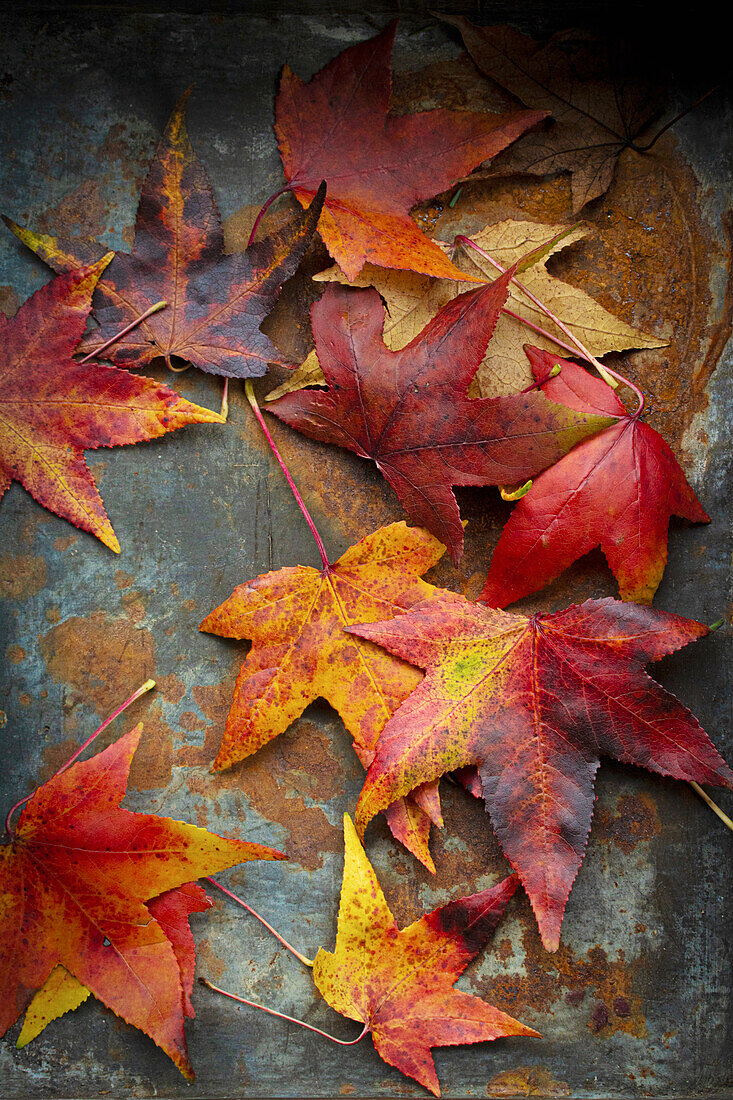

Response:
(1, 5), (731, 1098)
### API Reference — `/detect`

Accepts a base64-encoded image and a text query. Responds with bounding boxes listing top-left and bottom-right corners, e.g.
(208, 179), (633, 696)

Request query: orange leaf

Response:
(275, 21), (545, 281)
(200, 522), (445, 870)
(0, 725), (283, 1078)
(0, 259), (223, 551)
(312, 816), (538, 1096)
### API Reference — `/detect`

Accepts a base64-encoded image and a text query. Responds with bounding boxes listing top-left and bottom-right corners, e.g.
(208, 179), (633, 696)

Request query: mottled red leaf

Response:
(0, 259), (223, 552)
(480, 348), (709, 606)
(5, 93), (325, 376)
(267, 274), (611, 562)
(352, 595), (733, 950)
(0, 725), (283, 1077)
(275, 21), (545, 281)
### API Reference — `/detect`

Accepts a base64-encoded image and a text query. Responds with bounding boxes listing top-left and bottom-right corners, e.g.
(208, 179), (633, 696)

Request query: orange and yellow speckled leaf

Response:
(200, 522), (445, 870)
(0, 725), (283, 1079)
(5, 93), (324, 377)
(352, 595), (733, 951)
(312, 815), (538, 1096)
(0, 259), (223, 552)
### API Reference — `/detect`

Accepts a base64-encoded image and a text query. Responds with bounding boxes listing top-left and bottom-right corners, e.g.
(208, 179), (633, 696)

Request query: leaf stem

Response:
(205, 876), (314, 967)
(245, 380), (331, 572)
(629, 86), (719, 153)
(689, 782), (733, 833)
(455, 234), (647, 414)
(221, 377), (229, 421)
(248, 187), (294, 248)
(4, 679), (155, 839)
(200, 978), (368, 1045)
(78, 302), (167, 364)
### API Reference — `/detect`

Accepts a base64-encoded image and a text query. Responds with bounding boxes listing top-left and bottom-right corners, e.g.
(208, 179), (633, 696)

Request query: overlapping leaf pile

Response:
(2, 14), (730, 1097)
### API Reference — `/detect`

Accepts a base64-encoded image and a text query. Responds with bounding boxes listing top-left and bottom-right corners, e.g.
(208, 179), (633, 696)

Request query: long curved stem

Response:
(78, 302), (167, 364)
(4, 679), (156, 838)
(200, 979), (369, 1045)
(456, 234), (647, 414)
(248, 187), (294, 248)
(245, 380), (331, 571)
(205, 877), (314, 967)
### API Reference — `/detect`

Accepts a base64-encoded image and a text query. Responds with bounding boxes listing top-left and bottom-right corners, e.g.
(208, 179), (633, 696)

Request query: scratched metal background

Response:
(1, 3), (731, 1098)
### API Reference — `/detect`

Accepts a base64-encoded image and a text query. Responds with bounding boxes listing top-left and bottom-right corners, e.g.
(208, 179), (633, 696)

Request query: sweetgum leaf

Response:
(5, 92), (325, 377)
(351, 595), (733, 950)
(312, 815), (538, 1096)
(480, 348), (709, 605)
(267, 272), (613, 562)
(200, 522), (447, 871)
(0, 259), (223, 552)
(275, 21), (545, 281)
(0, 725), (282, 1078)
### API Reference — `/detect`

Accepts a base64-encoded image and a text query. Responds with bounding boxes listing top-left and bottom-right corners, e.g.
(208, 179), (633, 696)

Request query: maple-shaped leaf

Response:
(266, 273), (612, 562)
(0, 259), (223, 552)
(312, 815), (538, 1096)
(16, 882), (211, 1045)
(267, 219), (664, 402)
(480, 348), (709, 605)
(352, 595), (733, 950)
(441, 18), (664, 212)
(274, 21), (545, 282)
(4, 92), (325, 376)
(200, 522), (445, 871)
(0, 725), (283, 1078)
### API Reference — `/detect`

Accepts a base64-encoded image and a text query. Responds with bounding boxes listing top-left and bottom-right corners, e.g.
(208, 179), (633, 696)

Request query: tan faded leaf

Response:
(266, 220), (665, 402)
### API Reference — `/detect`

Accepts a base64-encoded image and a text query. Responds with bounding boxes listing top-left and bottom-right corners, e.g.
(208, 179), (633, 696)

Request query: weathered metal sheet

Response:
(1, 6), (731, 1098)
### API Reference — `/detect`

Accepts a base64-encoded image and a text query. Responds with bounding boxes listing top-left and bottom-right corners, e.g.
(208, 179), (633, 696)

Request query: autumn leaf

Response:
(0, 725), (283, 1078)
(480, 348), (709, 605)
(440, 18), (664, 213)
(200, 522), (446, 871)
(4, 92), (325, 376)
(16, 882), (212, 1045)
(311, 814), (538, 1096)
(275, 21), (545, 282)
(352, 595), (733, 950)
(0, 259), (223, 553)
(266, 273), (612, 562)
(267, 219), (664, 402)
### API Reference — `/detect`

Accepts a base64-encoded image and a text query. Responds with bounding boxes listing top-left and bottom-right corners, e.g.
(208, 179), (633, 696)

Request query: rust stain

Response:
(489, 922), (648, 1040)
(39, 611), (155, 715)
(180, 680), (341, 870)
(119, 588), (147, 623)
(595, 791), (661, 854)
(114, 570), (135, 589)
(18, 694), (31, 707)
(156, 672), (186, 704)
(179, 709), (207, 732)
(35, 179), (108, 240)
(52, 535), (77, 552)
(0, 553), (46, 599)
(0, 285), (20, 318)
(127, 703), (175, 790)
(45, 606), (60, 624)
(6, 644), (25, 664)
(486, 1065), (571, 1097)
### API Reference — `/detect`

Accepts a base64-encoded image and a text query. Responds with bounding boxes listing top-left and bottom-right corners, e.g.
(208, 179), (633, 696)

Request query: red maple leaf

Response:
(0, 725), (282, 1077)
(480, 347), (709, 605)
(275, 21), (545, 281)
(351, 595), (733, 950)
(0, 259), (223, 551)
(267, 276), (610, 563)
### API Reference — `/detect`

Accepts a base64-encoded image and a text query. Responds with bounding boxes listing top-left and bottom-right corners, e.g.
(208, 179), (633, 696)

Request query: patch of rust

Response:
(595, 791), (662, 855)
(486, 1064), (571, 1096)
(0, 553), (47, 599)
